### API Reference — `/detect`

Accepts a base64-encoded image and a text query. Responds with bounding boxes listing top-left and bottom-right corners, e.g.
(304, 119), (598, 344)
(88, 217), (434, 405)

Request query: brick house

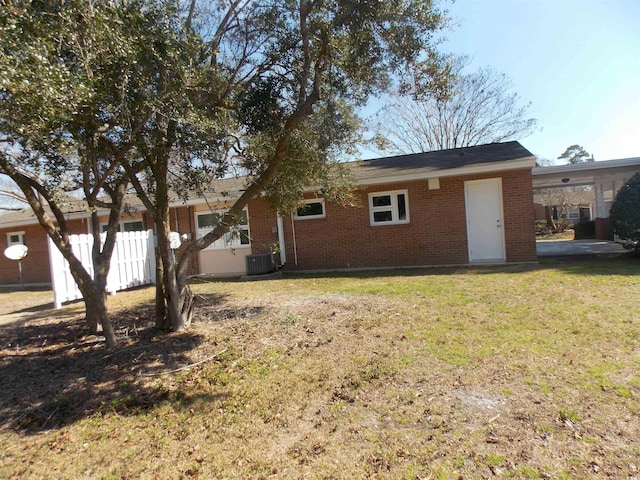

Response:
(0, 141), (537, 285)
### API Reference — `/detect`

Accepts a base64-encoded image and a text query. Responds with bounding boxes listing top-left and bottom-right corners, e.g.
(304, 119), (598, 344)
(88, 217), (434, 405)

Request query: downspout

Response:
(188, 206), (195, 274)
(290, 213), (298, 266)
(277, 213), (286, 266)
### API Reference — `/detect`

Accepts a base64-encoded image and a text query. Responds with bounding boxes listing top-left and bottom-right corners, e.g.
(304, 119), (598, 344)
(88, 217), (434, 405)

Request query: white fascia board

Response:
(532, 157), (640, 176)
(171, 194), (240, 208)
(0, 218), (41, 229)
(356, 157), (536, 187)
(0, 210), (97, 229)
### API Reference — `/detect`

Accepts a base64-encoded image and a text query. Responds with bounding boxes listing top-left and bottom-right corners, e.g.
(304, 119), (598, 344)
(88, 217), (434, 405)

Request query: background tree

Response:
(0, 178), (27, 211)
(534, 186), (593, 231)
(372, 55), (537, 154)
(609, 171), (640, 251)
(535, 157), (555, 167)
(558, 144), (592, 164)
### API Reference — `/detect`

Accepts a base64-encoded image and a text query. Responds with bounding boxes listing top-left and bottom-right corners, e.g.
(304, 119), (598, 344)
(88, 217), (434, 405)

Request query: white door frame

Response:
(464, 177), (506, 262)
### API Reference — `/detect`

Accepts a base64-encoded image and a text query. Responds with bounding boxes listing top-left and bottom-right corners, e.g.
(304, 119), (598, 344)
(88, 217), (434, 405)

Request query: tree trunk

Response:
(180, 287), (196, 329)
(155, 249), (169, 330)
(83, 286), (117, 348)
(155, 220), (184, 331)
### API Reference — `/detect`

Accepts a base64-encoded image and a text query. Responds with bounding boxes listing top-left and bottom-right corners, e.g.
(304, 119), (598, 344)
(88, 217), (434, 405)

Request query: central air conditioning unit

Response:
(245, 253), (274, 276)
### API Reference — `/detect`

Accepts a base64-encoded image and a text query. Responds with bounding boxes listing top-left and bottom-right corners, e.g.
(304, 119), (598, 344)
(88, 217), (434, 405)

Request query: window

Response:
(196, 209), (250, 249)
(294, 199), (326, 220)
(369, 190), (409, 225)
(7, 231), (25, 247)
(101, 220), (145, 233)
(123, 220), (144, 232)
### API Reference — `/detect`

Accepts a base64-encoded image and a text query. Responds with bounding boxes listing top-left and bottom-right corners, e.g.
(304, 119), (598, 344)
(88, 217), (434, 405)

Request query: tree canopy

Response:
(0, 0), (171, 346)
(372, 56), (537, 154)
(558, 145), (592, 164)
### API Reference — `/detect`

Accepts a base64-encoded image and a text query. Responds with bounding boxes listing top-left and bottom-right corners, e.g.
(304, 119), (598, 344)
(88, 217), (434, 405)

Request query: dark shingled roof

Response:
(347, 141), (535, 181)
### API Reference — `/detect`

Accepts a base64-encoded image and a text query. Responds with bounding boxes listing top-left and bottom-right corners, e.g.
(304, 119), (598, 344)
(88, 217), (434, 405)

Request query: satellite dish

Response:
(168, 231), (182, 249)
(4, 244), (28, 261)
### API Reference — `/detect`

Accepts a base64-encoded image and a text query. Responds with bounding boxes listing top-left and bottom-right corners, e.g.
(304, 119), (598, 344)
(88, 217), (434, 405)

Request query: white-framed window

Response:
(6, 231), (25, 247)
(294, 199), (326, 220)
(368, 190), (409, 226)
(196, 209), (250, 250)
(101, 219), (145, 233)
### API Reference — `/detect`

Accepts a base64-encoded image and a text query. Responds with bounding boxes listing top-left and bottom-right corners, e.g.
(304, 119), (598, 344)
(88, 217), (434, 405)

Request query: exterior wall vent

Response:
(245, 253), (273, 276)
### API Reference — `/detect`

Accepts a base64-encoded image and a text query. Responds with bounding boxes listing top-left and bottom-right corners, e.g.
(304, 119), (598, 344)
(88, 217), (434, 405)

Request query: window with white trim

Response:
(368, 190), (409, 225)
(294, 199), (326, 220)
(6, 231), (25, 246)
(196, 209), (250, 249)
(101, 219), (145, 233)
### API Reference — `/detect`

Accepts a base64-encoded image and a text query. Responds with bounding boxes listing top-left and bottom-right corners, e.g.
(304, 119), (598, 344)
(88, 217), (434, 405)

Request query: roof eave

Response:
(356, 157), (536, 187)
(532, 157), (640, 176)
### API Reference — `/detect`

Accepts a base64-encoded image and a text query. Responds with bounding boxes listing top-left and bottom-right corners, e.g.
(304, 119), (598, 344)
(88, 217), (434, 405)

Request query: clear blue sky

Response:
(439, 0), (640, 163)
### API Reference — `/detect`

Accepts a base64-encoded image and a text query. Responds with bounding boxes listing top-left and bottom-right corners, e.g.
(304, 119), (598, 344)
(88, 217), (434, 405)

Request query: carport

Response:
(532, 157), (640, 239)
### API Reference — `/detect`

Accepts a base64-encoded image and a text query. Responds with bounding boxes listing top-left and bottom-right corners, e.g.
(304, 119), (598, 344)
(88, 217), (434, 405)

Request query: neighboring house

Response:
(533, 203), (592, 225)
(0, 141), (538, 286)
(532, 157), (640, 239)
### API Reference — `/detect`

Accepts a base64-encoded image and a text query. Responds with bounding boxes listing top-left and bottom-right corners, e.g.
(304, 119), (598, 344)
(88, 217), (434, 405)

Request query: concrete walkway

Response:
(536, 239), (628, 256)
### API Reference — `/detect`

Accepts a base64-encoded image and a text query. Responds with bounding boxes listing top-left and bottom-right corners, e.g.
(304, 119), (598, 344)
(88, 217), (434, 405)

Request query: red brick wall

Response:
(247, 198), (280, 257)
(172, 205), (201, 275)
(500, 169), (537, 262)
(595, 217), (613, 240)
(0, 218), (89, 285)
(248, 168), (537, 271)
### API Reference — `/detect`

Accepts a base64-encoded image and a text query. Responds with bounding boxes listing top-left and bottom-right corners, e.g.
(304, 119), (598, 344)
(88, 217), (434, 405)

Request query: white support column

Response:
(276, 214), (286, 265)
(595, 182), (607, 218)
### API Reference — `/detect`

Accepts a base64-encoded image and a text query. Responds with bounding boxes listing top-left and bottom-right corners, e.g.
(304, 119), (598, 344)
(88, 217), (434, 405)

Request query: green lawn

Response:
(1, 256), (639, 479)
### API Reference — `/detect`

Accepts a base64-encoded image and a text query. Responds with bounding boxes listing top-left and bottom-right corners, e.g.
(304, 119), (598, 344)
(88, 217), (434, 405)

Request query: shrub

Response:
(535, 220), (551, 236)
(609, 171), (640, 251)
(574, 220), (595, 239)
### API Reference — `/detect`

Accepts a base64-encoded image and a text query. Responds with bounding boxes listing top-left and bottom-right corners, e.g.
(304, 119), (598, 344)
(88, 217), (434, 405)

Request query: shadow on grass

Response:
(536, 252), (640, 275)
(283, 252), (640, 279)
(0, 295), (239, 434)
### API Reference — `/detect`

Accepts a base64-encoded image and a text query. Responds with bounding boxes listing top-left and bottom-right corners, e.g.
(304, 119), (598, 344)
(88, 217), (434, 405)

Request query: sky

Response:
(435, 0), (640, 164)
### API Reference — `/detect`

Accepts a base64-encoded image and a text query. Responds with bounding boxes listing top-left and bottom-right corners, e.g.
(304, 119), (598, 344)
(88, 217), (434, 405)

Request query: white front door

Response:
(464, 178), (506, 262)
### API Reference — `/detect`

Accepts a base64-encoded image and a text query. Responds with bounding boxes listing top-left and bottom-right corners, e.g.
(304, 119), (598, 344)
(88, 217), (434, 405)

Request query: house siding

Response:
(0, 161), (537, 284)
(0, 206), (201, 286)
(0, 218), (89, 285)
(248, 168), (536, 271)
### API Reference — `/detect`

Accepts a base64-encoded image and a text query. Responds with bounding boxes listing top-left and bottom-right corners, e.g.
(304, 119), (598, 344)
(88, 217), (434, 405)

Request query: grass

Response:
(0, 255), (639, 479)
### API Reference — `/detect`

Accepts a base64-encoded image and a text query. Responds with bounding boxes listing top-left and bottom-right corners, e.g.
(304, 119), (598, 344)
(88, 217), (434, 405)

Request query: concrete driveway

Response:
(536, 239), (629, 256)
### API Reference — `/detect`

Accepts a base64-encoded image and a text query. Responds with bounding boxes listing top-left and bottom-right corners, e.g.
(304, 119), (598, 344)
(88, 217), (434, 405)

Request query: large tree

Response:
(2, 0), (451, 342)
(372, 55), (537, 154)
(0, 0), (179, 346)
(117, 0), (451, 332)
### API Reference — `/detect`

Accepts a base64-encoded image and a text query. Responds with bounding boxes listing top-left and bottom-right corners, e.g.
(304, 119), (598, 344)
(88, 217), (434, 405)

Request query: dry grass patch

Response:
(1, 255), (639, 479)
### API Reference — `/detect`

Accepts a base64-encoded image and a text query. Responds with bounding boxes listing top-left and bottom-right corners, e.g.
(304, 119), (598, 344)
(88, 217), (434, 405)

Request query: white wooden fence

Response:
(48, 230), (156, 308)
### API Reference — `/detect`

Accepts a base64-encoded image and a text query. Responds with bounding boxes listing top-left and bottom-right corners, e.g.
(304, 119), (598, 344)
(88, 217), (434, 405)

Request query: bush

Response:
(535, 220), (552, 236)
(609, 171), (640, 250)
(574, 220), (595, 239)
(535, 219), (574, 236)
